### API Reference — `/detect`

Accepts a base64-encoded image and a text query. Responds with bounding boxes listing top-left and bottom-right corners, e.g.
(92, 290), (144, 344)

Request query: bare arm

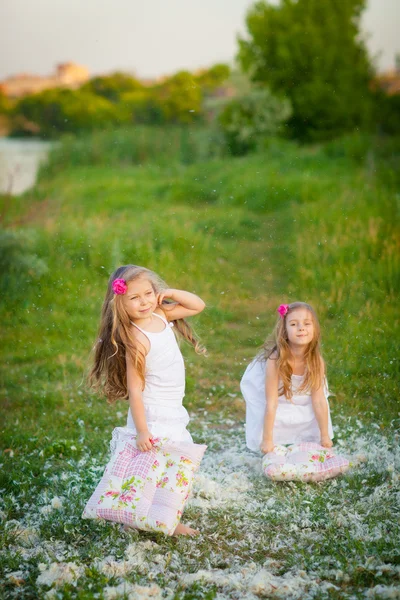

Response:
(311, 366), (333, 448)
(126, 350), (153, 452)
(311, 386), (332, 447)
(261, 358), (279, 454)
(157, 288), (205, 321)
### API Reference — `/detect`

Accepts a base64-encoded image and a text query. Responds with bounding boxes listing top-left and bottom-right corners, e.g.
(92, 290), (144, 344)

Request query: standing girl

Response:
(241, 302), (333, 453)
(84, 265), (206, 536)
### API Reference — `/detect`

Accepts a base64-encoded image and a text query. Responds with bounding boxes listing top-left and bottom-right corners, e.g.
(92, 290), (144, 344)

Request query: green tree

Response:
(238, 0), (374, 140)
(0, 89), (12, 115)
(195, 64), (231, 93)
(373, 90), (400, 135)
(82, 72), (143, 103)
(121, 90), (165, 125)
(156, 71), (202, 124)
(14, 88), (125, 137)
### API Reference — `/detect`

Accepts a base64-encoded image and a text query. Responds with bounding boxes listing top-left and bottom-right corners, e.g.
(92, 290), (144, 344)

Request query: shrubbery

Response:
(218, 89), (292, 155)
(8, 64), (232, 137)
(13, 88), (124, 138)
(0, 227), (47, 296)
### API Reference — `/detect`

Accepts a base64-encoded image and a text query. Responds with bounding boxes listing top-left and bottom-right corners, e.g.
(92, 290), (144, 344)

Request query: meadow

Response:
(0, 128), (399, 599)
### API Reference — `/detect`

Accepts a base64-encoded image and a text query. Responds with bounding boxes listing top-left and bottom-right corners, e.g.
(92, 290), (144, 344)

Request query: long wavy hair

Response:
(89, 265), (206, 403)
(258, 302), (324, 400)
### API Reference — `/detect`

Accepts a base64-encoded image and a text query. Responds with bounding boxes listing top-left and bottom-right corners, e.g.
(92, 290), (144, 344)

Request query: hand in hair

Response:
(156, 288), (205, 321)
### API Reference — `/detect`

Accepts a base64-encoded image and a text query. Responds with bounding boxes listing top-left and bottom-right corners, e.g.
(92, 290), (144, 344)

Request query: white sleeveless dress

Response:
(240, 358), (334, 452)
(127, 312), (193, 443)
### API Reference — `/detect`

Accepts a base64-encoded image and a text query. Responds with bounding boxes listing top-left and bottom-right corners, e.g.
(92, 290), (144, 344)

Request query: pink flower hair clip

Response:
(112, 278), (128, 295)
(277, 304), (289, 318)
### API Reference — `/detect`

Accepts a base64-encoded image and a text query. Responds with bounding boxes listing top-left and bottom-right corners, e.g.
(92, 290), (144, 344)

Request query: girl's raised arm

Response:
(157, 289), (205, 321)
(261, 358), (279, 454)
(126, 356), (153, 452)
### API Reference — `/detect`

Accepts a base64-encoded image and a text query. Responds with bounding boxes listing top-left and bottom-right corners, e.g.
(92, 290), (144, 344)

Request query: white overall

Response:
(240, 358), (334, 452)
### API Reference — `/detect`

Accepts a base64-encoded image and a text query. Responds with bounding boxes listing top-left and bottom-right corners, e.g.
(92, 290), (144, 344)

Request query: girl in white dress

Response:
(240, 302), (333, 453)
(89, 265), (206, 535)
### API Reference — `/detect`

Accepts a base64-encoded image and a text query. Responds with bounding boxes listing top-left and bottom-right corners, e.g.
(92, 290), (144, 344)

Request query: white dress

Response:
(126, 312), (193, 443)
(240, 358), (334, 452)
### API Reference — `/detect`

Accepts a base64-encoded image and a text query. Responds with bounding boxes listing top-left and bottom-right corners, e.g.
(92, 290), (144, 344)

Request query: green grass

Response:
(0, 132), (399, 598)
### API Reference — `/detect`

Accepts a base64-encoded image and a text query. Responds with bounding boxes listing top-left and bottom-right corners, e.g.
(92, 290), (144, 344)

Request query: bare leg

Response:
(123, 523), (199, 536)
(173, 523), (200, 537)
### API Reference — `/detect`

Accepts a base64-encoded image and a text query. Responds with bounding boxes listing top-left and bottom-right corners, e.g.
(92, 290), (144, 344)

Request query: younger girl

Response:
(241, 302), (333, 453)
(86, 265), (206, 536)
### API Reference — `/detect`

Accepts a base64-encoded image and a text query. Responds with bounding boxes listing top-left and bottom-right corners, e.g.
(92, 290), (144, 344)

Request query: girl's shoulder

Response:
(153, 307), (168, 321)
(265, 354), (279, 376)
(130, 323), (151, 354)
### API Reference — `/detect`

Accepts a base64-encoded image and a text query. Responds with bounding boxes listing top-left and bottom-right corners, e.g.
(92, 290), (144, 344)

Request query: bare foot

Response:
(173, 523), (199, 537)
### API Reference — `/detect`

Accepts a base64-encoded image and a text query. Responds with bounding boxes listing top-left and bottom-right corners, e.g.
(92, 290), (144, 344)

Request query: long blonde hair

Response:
(89, 265), (206, 403)
(259, 302), (324, 400)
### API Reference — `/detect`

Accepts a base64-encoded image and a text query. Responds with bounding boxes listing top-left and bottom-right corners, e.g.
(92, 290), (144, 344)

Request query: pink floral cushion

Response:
(262, 442), (350, 482)
(82, 427), (206, 535)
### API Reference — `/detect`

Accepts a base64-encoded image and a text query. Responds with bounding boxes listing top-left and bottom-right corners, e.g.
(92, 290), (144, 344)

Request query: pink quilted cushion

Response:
(82, 428), (206, 535)
(262, 442), (350, 482)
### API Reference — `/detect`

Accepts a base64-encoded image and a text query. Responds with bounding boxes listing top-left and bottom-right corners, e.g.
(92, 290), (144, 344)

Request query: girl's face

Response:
(122, 277), (157, 321)
(286, 308), (315, 348)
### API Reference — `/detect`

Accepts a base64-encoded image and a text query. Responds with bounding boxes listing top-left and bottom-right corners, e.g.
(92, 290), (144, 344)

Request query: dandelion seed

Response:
(36, 562), (83, 588)
(51, 497), (63, 510)
(40, 505), (52, 515)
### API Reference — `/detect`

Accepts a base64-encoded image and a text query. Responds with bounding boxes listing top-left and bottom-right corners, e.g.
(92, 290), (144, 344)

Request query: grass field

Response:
(0, 130), (399, 599)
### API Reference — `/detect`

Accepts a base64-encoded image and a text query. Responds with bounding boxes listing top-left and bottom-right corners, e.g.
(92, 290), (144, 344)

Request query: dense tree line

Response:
(1, 0), (399, 146)
(8, 65), (231, 138)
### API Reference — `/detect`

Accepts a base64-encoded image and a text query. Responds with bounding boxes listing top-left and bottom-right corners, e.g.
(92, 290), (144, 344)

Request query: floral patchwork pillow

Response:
(262, 442), (350, 482)
(82, 427), (206, 535)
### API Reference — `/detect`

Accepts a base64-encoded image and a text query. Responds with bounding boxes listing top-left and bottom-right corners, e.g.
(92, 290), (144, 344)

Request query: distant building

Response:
(0, 63), (90, 98)
(373, 68), (400, 96)
(56, 62), (89, 86)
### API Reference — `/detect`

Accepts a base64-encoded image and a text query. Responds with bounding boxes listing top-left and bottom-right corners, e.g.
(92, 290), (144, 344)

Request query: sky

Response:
(0, 0), (399, 81)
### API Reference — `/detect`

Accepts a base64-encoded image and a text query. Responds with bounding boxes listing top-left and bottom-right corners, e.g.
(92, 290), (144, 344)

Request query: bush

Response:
(38, 126), (228, 178)
(13, 88), (126, 138)
(0, 227), (47, 296)
(120, 90), (165, 125)
(373, 91), (400, 135)
(81, 72), (143, 103)
(218, 89), (292, 155)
